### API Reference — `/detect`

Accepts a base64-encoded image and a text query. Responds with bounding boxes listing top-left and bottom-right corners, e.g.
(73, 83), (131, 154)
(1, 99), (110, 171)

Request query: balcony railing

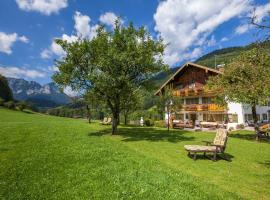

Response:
(183, 104), (225, 112)
(173, 87), (215, 97)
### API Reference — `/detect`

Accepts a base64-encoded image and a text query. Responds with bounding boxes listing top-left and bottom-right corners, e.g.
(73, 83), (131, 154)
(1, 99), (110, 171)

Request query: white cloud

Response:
(41, 49), (51, 59)
(99, 12), (122, 27)
(234, 2), (270, 35)
(48, 66), (59, 72)
(206, 35), (216, 47)
(41, 34), (78, 59)
(74, 11), (98, 39)
(221, 37), (229, 42)
(235, 24), (250, 34)
(50, 41), (66, 56)
(0, 32), (29, 54)
(18, 35), (29, 43)
(41, 11), (100, 59)
(16, 0), (68, 15)
(154, 0), (251, 65)
(253, 2), (270, 23)
(0, 66), (46, 79)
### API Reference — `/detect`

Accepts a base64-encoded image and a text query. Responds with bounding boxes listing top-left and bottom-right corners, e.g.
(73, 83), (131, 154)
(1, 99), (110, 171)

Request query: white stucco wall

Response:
(227, 102), (270, 128)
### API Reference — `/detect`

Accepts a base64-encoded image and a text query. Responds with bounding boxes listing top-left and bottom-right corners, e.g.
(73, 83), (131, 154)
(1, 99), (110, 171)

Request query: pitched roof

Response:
(154, 62), (222, 95)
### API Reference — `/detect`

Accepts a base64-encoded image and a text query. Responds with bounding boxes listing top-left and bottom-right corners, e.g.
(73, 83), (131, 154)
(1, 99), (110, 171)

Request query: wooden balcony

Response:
(173, 87), (215, 97)
(183, 104), (226, 112)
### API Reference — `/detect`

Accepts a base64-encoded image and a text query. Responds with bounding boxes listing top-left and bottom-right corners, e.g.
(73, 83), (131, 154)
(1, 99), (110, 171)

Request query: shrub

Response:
(4, 101), (15, 109)
(154, 120), (166, 128)
(0, 98), (4, 106)
(17, 101), (27, 111)
(145, 119), (154, 126)
(236, 124), (245, 129)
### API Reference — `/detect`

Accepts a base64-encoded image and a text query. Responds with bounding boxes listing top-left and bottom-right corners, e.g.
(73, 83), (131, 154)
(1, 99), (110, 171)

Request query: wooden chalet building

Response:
(155, 62), (270, 129)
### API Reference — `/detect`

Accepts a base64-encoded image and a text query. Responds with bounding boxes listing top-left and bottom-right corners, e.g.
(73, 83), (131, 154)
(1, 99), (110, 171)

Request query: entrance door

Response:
(190, 114), (197, 123)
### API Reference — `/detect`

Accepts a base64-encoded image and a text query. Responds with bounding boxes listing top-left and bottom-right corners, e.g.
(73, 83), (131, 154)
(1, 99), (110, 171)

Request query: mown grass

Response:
(0, 108), (269, 199)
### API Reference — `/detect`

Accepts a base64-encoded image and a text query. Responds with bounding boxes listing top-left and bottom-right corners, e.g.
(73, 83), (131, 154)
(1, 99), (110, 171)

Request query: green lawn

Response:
(0, 109), (269, 199)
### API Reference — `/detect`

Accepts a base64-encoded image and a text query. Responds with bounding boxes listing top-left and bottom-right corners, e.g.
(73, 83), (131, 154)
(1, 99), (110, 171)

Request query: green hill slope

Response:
(0, 109), (269, 199)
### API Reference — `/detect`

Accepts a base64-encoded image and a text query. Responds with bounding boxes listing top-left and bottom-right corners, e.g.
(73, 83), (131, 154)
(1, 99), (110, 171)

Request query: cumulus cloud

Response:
(99, 12), (122, 27)
(154, 0), (251, 65)
(41, 34), (78, 59)
(0, 32), (29, 54)
(0, 66), (46, 79)
(74, 11), (98, 39)
(16, 0), (68, 15)
(41, 11), (101, 59)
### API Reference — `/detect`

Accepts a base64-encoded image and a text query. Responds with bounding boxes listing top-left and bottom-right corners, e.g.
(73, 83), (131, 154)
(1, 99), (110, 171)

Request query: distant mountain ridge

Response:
(7, 77), (71, 108)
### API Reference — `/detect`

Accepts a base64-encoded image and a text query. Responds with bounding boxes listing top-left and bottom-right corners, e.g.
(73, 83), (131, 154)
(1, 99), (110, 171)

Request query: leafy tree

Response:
(156, 86), (182, 131)
(53, 21), (167, 134)
(0, 75), (13, 101)
(4, 101), (15, 109)
(207, 46), (270, 139)
(121, 89), (143, 125)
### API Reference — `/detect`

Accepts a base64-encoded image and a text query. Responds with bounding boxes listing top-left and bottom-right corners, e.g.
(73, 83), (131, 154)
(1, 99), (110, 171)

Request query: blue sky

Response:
(0, 0), (269, 85)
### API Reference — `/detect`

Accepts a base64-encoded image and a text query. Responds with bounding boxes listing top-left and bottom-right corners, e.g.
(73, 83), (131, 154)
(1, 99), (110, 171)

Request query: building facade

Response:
(155, 62), (270, 129)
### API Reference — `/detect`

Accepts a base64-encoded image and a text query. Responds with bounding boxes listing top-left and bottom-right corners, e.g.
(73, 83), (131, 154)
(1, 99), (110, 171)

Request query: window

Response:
(175, 114), (184, 120)
(203, 114), (226, 122)
(202, 97), (212, 104)
(262, 113), (268, 121)
(244, 114), (253, 121)
(185, 98), (199, 105)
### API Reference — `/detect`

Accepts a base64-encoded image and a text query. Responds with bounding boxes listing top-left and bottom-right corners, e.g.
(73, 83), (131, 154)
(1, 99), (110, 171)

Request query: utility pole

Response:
(214, 55), (217, 69)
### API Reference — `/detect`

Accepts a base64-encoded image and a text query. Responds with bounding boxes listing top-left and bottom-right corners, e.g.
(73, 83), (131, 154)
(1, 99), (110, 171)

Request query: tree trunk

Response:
(167, 111), (170, 132)
(86, 105), (91, 123)
(251, 104), (259, 140)
(124, 113), (128, 125)
(112, 111), (119, 135)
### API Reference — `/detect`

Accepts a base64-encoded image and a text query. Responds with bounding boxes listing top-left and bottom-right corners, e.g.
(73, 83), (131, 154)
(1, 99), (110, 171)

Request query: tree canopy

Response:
(0, 75), (13, 102)
(207, 45), (270, 129)
(53, 21), (167, 134)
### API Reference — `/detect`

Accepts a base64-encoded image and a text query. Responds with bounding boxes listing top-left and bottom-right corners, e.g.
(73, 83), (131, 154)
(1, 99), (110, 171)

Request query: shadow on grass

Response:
(89, 127), (195, 143)
(229, 132), (270, 144)
(258, 160), (270, 168)
(22, 110), (34, 114)
(187, 152), (234, 162)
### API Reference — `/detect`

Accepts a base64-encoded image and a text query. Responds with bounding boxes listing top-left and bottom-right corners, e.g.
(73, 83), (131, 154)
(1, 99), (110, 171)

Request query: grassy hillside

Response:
(0, 109), (269, 199)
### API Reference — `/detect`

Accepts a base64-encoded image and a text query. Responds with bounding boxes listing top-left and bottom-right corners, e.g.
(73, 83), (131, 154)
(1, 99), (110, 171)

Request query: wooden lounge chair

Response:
(100, 117), (108, 125)
(184, 129), (228, 161)
(104, 117), (112, 125)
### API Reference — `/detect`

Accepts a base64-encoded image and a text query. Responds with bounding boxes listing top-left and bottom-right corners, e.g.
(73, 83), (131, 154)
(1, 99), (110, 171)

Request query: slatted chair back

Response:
(213, 129), (228, 152)
(107, 117), (112, 123)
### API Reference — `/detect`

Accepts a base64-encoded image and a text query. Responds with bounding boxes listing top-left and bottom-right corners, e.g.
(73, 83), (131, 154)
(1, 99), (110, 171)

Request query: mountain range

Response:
(7, 77), (71, 108)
